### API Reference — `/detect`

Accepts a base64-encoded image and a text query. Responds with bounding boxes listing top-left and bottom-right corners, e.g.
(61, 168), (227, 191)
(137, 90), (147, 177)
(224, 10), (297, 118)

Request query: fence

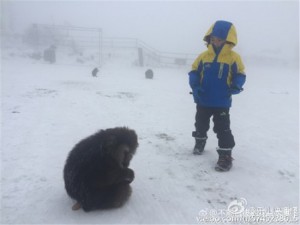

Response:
(102, 37), (197, 67)
(2, 24), (197, 67)
(21, 24), (103, 66)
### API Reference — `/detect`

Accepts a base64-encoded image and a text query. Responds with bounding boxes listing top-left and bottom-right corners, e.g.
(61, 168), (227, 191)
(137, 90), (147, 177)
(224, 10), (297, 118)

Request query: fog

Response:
(1, 2), (299, 223)
(2, 0), (299, 62)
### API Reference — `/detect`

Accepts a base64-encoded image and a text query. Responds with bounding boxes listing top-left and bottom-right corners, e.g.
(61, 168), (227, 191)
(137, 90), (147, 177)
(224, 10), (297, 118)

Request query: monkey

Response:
(145, 69), (153, 79)
(92, 67), (99, 77)
(63, 127), (138, 212)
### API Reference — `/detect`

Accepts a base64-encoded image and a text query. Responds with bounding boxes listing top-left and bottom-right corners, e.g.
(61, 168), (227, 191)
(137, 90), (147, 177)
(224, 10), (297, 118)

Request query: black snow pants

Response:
(194, 105), (235, 149)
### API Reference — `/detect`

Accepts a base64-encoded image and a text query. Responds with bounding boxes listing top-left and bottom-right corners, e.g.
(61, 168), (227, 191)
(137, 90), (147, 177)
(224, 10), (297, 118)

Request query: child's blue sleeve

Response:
(230, 61), (246, 94)
(188, 60), (203, 89)
(232, 73), (246, 89)
(188, 70), (200, 89)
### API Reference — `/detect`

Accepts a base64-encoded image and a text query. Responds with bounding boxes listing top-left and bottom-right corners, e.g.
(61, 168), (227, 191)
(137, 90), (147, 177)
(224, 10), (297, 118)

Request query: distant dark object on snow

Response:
(92, 67), (99, 77)
(145, 69), (153, 79)
(43, 45), (56, 64)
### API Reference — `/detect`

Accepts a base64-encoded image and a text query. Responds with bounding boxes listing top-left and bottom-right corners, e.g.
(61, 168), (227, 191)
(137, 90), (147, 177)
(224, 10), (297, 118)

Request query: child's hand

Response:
(230, 85), (243, 95)
(191, 87), (204, 102)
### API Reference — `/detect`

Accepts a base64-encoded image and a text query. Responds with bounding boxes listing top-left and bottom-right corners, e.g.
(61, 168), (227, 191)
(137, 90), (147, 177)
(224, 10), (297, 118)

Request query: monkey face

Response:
(111, 144), (134, 168)
(102, 127), (138, 168)
(122, 149), (133, 168)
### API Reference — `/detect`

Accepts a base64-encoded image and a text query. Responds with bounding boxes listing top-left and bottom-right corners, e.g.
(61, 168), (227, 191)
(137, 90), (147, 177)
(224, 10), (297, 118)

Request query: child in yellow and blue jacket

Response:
(188, 20), (246, 171)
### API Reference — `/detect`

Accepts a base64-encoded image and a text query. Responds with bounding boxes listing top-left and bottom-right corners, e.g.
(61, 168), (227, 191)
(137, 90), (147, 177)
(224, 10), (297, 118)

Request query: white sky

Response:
(2, 0), (299, 59)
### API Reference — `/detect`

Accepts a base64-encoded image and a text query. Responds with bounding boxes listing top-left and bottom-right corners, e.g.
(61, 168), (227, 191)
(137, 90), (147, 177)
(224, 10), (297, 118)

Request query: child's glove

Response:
(230, 85), (243, 95)
(230, 73), (246, 95)
(192, 86), (205, 102)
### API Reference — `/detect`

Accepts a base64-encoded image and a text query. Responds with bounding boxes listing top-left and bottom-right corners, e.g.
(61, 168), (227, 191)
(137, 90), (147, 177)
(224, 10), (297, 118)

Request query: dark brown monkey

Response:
(63, 127), (138, 212)
(92, 67), (99, 77)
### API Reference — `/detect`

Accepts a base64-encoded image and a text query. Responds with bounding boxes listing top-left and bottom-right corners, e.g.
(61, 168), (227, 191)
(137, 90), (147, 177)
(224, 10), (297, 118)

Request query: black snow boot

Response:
(193, 137), (207, 155)
(192, 131), (207, 155)
(215, 148), (233, 172)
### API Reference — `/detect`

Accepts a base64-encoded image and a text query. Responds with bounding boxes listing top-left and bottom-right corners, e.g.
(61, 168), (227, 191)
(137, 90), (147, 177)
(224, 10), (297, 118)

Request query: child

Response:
(188, 20), (246, 172)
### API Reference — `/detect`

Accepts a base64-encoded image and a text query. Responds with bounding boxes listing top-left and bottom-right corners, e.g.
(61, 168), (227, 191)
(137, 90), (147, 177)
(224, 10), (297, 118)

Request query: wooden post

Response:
(98, 28), (102, 67)
(138, 47), (144, 67)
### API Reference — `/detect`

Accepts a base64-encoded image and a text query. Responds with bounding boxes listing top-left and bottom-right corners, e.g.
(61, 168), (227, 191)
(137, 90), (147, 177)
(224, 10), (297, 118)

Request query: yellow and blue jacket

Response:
(189, 21), (246, 108)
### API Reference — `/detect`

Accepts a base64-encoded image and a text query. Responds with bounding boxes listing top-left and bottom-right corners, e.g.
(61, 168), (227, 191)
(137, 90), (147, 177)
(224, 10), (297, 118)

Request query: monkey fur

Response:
(63, 127), (138, 212)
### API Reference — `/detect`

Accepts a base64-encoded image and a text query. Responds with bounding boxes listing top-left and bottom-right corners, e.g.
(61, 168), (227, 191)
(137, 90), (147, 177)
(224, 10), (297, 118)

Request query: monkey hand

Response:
(122, 168), (135, 184)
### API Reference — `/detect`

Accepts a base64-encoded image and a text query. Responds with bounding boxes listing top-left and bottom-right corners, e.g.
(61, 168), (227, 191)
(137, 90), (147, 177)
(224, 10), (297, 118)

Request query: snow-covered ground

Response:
(1, 48), (299, 224)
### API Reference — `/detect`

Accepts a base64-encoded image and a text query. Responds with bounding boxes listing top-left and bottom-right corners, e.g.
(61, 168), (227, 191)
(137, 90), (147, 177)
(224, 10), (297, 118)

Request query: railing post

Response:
(98, 28), (102, 67)
(138, 47), (144, 67)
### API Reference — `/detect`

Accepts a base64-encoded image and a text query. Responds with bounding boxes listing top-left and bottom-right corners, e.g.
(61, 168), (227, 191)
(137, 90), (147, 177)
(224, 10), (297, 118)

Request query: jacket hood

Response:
(204, 20), (237, 46)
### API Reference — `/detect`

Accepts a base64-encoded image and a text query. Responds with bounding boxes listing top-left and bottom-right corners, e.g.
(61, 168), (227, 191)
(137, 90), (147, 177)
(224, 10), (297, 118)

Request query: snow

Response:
(1, 47), (299, 224)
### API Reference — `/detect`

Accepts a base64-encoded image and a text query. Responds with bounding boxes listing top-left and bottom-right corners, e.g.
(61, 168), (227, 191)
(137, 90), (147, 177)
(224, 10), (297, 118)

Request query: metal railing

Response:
(2, 24), (198, 67)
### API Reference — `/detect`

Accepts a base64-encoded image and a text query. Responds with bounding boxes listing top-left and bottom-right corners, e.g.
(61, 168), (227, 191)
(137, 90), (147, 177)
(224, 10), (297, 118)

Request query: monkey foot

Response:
(72, 202), (81, 210)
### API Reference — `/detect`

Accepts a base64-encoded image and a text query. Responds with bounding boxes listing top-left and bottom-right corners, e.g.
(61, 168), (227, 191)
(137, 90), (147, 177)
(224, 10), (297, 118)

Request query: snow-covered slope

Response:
(1, 51), (299, 224)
